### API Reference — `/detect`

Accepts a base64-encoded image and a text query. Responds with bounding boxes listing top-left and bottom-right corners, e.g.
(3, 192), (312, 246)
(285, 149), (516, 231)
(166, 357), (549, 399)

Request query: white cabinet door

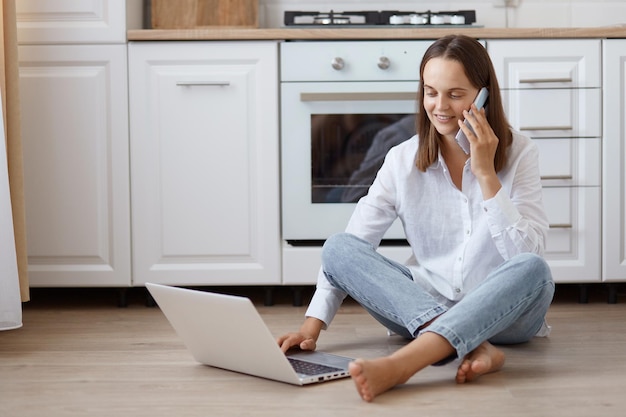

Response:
(488, 39), (601, 89)
(15, 0), (136, 44)
(129, 41), (280, 286)
(603, 40), (626, 282)
(502, 89), (601, 139)
(488, 39), (602, 283)
(19, 45), (131, 287)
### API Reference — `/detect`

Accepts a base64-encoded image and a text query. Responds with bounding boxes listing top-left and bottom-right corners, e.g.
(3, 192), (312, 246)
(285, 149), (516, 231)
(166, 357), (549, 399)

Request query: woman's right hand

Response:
(276, 317), (325, 353)
(277, 332), (317, 353)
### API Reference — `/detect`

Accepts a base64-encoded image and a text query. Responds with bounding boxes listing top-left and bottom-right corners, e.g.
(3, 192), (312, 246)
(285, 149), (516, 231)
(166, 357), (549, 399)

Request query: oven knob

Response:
(331, 57), (344, 70)
(378, 56), (390, 70)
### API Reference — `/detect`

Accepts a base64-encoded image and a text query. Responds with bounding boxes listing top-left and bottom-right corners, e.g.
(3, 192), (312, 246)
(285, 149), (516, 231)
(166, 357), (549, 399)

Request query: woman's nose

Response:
(436, 96), (449, 109)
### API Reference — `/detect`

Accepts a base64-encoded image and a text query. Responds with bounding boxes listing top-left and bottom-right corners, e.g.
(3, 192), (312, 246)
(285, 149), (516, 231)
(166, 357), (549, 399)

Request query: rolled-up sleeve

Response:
(304, 268), (347, 329)
(304, 145), (401, 328)
(482, 142), (548, 258)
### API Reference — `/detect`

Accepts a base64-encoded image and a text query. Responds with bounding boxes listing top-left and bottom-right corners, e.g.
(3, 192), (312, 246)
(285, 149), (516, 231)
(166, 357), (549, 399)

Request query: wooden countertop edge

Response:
(127, 26), (626, 41)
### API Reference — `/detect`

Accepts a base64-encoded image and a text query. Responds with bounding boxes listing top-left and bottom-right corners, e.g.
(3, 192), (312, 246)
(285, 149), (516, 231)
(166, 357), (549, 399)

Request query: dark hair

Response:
(416, 35), (512, 172)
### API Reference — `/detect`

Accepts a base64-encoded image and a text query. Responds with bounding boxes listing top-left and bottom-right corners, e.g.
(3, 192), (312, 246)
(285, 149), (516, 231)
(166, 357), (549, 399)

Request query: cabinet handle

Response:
(519, 77), (573, 84)
(549, 223), (573, 229)
(300, 92), (416, 102)
(541, 175), (573, 180)
(520, 126), (573, 131)
(176, 81), (231, 87)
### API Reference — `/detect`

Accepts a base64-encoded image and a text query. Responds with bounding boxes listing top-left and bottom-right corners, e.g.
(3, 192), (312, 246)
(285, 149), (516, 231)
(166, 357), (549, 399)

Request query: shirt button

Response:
(466, 229), (470, 235)
(483, 207), (488, 212)
(455, 288), (461, 293)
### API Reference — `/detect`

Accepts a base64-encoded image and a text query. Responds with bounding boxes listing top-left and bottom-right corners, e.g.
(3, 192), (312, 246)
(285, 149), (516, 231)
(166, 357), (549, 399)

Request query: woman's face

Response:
(422, 57), (480, 140)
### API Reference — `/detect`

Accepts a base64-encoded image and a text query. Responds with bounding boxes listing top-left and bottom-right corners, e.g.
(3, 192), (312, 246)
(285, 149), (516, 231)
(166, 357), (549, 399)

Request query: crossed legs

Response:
(321, 233), (554, 401)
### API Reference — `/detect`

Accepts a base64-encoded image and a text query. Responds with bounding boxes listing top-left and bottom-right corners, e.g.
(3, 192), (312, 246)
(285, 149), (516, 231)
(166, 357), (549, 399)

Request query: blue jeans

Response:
(321, 233), (555, 361)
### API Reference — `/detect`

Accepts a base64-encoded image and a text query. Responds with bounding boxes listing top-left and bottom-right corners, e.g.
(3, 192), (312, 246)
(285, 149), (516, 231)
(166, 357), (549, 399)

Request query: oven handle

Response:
(300, 92), (416, 102)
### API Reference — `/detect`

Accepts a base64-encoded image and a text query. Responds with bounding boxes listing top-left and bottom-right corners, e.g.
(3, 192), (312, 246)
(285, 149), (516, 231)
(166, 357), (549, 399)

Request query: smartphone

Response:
(455, 87), (489, 154)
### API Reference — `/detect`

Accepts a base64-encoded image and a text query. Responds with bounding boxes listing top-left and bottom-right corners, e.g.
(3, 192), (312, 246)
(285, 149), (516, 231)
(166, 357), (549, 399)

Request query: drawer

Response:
(535, 138), (601, 187)
(542, 186), (601, 282)
(543, 187), (600, 259)
(503, 88), (601, 138)
(281, 41), (432, 82)
(488, 39), (601, 89)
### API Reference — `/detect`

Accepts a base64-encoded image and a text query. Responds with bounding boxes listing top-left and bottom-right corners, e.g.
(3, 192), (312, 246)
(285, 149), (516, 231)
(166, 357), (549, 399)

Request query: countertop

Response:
(127, 26), (626, 41)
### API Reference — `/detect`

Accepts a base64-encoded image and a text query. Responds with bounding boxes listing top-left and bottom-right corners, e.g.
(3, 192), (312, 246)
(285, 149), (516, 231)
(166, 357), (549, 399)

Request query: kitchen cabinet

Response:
(603, 40), (626, 293)
(16, 15), (626, 293)
(128, 41), (281, 286)
(488, 39), (602, 283)
(17, 1), (135, 287)
(16, 0), (141, 44)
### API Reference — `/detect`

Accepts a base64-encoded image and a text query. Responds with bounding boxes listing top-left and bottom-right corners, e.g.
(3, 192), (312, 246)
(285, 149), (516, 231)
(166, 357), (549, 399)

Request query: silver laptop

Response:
(146, 283), (353, 385)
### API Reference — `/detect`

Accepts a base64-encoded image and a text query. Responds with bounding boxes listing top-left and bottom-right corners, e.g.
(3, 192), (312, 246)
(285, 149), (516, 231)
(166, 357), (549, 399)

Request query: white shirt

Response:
(306, 131), (549, 328)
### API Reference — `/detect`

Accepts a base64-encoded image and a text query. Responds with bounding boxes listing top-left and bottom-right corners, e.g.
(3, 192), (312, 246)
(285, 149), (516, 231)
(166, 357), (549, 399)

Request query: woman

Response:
(277, 35), (555, 402)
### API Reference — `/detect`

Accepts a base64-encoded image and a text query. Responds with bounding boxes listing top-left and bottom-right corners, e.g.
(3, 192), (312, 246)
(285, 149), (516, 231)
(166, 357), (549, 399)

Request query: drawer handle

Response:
(176, 81), (231, 86)
(519, 77), (573, 84)
(549, 223), (573, 229)
(541, 175), (573, 180)
(520, 126), (573, 131)
(300, 92), (416, 102)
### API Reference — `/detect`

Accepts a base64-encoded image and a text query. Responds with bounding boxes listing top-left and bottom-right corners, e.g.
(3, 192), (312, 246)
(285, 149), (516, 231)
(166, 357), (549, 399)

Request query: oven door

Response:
(281, 81), (418, 241)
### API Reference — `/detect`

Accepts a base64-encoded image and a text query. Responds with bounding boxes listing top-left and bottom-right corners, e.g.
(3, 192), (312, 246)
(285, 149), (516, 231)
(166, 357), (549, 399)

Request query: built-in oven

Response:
(280, 40), (432, 242)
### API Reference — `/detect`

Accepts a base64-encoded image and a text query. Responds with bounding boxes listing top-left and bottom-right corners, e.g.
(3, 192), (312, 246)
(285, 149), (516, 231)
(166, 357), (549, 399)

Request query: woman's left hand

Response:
(458, 104), (502, 199)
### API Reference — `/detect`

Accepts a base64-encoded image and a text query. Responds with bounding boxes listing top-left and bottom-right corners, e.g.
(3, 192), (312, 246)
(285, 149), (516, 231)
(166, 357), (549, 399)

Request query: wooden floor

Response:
(1, 284), (625, 417)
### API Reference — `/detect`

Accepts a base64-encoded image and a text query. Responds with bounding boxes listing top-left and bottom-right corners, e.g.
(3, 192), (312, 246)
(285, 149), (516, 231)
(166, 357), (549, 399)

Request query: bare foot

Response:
(348, 358), (411, 402)
(455, 341), (505, 384)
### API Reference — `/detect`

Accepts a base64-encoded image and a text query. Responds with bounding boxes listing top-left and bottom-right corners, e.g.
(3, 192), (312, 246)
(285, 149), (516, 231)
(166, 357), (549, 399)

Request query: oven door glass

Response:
(312, 113), (414, 204)
(281, 81), (418, 241)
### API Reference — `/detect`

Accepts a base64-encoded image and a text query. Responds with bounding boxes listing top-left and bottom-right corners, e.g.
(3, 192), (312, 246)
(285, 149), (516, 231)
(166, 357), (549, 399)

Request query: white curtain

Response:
(0, 0), (26, 331)
(0, 99), (21, 330)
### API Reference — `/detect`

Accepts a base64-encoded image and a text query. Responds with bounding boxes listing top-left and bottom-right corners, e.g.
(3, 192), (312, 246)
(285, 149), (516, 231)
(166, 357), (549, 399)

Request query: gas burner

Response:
(287, 11), (380, 26)
(313, 15), (350, 25)
(313, 14), (350, 25)
(284, 10), (478, 27)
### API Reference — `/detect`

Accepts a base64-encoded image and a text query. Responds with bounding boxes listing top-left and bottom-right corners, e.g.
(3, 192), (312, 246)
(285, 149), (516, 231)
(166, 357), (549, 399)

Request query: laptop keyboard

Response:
(288, 358), (343, 376)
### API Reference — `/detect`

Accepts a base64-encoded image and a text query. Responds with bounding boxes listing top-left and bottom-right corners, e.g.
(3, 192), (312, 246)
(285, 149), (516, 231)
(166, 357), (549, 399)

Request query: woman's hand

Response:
(458, 104), (502, 199)
(277, 332), (318, 353)
(276, 317), (325, 353)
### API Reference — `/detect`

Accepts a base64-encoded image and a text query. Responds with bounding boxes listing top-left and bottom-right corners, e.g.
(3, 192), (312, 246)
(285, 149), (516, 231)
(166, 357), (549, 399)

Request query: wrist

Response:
(301, 317), (324, 340)
(476, 172), (501, 200)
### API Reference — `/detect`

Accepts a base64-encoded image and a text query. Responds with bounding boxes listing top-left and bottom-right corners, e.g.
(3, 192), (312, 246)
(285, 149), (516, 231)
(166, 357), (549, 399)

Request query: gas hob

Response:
(284, 10), (479, 27)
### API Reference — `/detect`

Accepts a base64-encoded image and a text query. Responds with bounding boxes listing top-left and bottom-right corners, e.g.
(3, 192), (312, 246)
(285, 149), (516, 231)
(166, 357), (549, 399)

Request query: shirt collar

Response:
(426, 149), (444, 171)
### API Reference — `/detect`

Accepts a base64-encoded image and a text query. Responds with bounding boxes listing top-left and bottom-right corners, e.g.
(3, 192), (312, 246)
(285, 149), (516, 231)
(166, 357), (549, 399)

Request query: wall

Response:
(259, 0), (626, 28)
